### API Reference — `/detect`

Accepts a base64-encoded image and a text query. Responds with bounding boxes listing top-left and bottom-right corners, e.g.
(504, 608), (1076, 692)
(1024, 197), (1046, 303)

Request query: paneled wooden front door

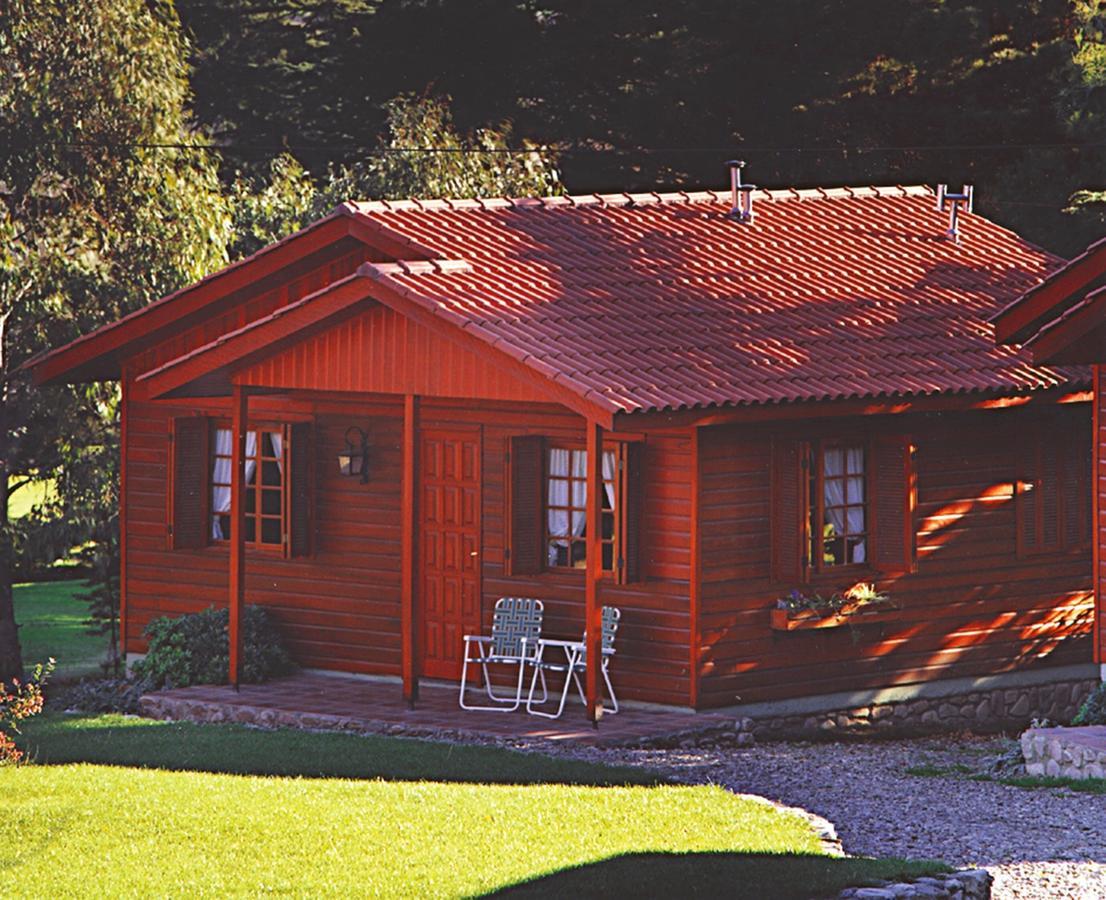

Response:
(419, 427), (482, 680)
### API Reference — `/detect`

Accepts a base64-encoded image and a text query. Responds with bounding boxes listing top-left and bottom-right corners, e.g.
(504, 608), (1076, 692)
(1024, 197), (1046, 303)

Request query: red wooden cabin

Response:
(30, 184), (1096, 716)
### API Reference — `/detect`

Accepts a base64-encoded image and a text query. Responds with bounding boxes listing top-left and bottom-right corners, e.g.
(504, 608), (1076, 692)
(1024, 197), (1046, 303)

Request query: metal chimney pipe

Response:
(937, 184), (974, 244)
(725, 160), (755, 224)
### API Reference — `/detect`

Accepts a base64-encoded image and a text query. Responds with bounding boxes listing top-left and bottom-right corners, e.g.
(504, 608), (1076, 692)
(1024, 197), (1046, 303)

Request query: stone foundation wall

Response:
(745, 678), (1099, 741)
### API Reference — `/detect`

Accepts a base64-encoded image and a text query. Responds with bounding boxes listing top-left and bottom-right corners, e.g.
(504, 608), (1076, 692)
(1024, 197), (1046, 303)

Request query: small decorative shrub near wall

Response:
(133, 606), (295, 689)
(1072, 683), (1106, 726)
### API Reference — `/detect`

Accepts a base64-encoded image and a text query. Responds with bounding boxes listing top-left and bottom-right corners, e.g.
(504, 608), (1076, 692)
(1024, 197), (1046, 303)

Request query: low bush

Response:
(56, 677), (152, 715)
(1, 658), (54, 764)
(1072, 683), (1106, 726)
(132, 606), (295, 689)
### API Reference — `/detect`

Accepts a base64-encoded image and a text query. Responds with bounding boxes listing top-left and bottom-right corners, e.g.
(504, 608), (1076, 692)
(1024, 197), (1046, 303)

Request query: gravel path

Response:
(564, 736), (1106, 899)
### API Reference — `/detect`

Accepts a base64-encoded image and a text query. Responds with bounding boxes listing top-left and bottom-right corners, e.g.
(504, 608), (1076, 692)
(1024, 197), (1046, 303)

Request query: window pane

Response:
(261, 489), (282, 516)
(602, 543), (614, 570)
(570, 540), (588, 567)
(548, 448), (570, 477)
(261, 459), (282, 487)
(260, 518), (282, 545)
(244, 518), (256, 543)
(846, 476), (864, 504)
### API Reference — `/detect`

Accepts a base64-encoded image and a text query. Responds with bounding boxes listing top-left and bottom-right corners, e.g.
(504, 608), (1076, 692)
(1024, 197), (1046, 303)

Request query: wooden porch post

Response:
(585, 421), (604, 724)
(228, 385), (249, 689)
(401, 394), (420, 705)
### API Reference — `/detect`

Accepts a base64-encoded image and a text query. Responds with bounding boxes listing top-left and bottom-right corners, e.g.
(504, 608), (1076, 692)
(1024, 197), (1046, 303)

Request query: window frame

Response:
(209, 420), (292, 556)
(543, 442), (623, 577)
(807, 439), (873, 576)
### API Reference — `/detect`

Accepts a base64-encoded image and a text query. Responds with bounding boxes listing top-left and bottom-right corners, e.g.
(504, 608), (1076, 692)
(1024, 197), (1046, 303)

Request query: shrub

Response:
(1, 658), (55, 764)
(132, 606), (295, 689)
(1072, 683), (1106, 726)
(56, 677), (152, 715)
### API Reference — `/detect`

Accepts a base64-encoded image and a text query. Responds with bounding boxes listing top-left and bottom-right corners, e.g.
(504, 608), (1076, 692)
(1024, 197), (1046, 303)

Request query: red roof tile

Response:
(346, 187), (1084, 414)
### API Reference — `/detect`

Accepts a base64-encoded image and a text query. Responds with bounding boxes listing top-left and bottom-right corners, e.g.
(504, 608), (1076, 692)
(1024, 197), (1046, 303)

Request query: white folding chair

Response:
(526, 606), (620, 719)
(459, 597), (546, 712)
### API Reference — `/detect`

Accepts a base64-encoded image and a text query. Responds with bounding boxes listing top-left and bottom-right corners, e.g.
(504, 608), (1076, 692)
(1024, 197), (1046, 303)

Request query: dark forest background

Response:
(179, 0), (1106, 255)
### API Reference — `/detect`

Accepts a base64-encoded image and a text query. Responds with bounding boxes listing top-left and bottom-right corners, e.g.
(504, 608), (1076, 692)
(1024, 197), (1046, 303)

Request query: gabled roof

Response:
(31, 184), (1087, 419)
(341, 186), (1080, 412)
(992, 236), (1106, 365)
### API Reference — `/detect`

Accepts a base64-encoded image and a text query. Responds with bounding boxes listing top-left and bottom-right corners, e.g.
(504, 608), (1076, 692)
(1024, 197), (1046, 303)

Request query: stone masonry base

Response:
(1020, 725), (1106, 780)
(745, 677), (1099, 741)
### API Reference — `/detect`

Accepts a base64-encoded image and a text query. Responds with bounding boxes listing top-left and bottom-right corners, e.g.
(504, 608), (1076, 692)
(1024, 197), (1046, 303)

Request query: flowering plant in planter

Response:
(772, 583), (899, 634)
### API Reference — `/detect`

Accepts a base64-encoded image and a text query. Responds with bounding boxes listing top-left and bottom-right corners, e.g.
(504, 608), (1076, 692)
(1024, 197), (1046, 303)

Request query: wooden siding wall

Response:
(239, 304), (552, 404)
(697, 405), (1094, 708)
(125, 393), (692, 706)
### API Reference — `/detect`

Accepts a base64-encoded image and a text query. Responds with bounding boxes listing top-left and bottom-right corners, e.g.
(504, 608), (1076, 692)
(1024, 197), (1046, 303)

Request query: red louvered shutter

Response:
(620, 441), (645, 583)
(171, 416), (209, 550)
(1016, 437), (1040, 556)
(771, 439), (807, 583)
(508, 435), (544, 576)
(1039, 436), (1061, 550)
(1063, 421), (1093, 549)
(872, 436), (915, 574)
(288, 422), (313, 557)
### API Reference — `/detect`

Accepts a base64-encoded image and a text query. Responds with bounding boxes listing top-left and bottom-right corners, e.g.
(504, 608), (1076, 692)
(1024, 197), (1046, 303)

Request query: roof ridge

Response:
(347, 184), (935, 215)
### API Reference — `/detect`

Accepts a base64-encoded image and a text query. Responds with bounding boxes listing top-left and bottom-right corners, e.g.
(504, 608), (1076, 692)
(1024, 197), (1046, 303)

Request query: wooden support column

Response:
(401, 394), (420, 705)
(585, 421), (604, 725)
(228, 385), (249, 689)
(1095, 365), (1102, 668)
(689, 425), (701, 709)
(118, 376), (129, 667)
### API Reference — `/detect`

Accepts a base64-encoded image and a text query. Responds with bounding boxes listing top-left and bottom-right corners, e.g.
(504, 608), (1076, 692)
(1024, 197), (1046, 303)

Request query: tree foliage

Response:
(0, 0), (231, 681)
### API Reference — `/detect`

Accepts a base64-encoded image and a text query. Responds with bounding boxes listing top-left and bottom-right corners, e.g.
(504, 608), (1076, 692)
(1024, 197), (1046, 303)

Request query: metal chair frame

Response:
(526, 606), (620, 719)
(458, 597), (547, 712)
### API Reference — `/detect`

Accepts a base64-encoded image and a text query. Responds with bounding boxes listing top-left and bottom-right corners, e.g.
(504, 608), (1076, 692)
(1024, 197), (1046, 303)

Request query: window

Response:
(545, 447), (619, 571)
(1016, 423), (1092, 556)
(809, 444), (867, 569)
(170, 416), (312, 556)
(211, 427), (286, 546)
(772, 435), (913, 583)
(507, 435), (644, 582)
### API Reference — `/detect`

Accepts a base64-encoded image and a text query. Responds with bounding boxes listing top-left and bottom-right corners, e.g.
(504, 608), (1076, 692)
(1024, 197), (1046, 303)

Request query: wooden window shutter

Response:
(508, 435), (544, 576)
(1063, 423), (1092, 548)
(620, 441), (646, 583)
(872, 435), (915, 574)
(1015, 437), (1039, 556)
(171, 416), (209, 550)
(288, 422), (313, 557)
(771, 439), (807, 583)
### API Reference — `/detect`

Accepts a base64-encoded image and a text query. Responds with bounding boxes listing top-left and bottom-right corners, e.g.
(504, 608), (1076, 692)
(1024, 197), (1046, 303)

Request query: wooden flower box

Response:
(770, 606), (901, 632)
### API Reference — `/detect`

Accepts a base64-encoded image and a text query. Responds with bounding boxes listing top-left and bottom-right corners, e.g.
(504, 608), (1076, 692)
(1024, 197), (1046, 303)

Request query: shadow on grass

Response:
(19, 713), (663, 787)
(480, 851), (951, 899)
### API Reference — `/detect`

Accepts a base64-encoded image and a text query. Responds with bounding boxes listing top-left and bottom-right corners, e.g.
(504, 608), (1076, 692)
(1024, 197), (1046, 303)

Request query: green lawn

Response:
(6, 714), (948, 898)
(12, 581), (104, 679)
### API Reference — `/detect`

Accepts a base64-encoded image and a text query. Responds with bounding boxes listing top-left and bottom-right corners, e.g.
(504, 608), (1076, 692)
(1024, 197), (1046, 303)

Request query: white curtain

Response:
(548, 448), (571, 564)
(602, 450), (617, 510)
(846, 447), (866, 563)
(269, 430), (283, 476)
(570, 450), (588, 538)
(211, 429), (262, 540)
(211, 429), (233, 539)
(822, 447), (866, 564)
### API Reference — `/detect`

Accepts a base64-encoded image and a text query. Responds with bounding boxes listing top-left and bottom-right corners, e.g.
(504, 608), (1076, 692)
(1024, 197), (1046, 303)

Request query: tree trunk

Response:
(0, 459), (24, 684)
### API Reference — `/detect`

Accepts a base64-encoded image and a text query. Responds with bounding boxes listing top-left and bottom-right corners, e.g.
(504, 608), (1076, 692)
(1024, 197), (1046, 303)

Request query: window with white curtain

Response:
(546, 446), (618, 571)
(808, 443), (867, 568)
(211, 426), (286, 546)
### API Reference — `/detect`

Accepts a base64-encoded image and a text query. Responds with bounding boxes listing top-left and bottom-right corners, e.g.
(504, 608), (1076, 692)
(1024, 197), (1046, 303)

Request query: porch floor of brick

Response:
(138, 673), (733, 747)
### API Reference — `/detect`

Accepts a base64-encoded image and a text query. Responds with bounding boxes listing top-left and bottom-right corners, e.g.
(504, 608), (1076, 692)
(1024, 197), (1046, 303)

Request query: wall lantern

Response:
(339, 426), (369, 483)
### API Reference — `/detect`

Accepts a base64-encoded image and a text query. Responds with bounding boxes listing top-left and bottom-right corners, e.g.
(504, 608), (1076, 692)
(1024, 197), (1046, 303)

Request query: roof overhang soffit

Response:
(26, 205), (441, 387)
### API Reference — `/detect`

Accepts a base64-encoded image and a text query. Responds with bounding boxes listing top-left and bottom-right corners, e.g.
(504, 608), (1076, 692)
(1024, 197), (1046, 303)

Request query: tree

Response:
(0, 0), (231, 682)
(229, 95), (562, 259)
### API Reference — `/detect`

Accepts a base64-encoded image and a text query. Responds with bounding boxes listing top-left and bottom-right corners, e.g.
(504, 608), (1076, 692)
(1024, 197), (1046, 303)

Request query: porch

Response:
(137, 672), (734, 747)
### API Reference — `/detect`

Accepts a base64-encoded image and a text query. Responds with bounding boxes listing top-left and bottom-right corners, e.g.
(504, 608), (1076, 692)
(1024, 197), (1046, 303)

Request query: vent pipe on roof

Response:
(936, 184), (973, 244)
(725, 160), (756, 224)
